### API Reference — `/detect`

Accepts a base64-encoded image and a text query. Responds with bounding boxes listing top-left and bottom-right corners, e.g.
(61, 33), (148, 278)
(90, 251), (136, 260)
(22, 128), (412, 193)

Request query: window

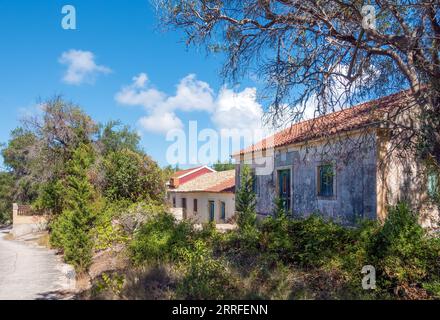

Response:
(220, 201), (226, 221)
(182, 198), (187, 209)
(193, 199), (198, 213)
(318, 164), (335, 197)
(172, 197), (176, 208)
(427, 171), (439, 199)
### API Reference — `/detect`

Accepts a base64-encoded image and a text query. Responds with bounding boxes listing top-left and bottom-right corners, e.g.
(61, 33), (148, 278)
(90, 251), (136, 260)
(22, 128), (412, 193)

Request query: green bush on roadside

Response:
(126, 198), (440, 300)
(176, 240), (239, 299)
(130, 212), (195, 265)
(49, 144), (96, 273)
(365, 203), (440, 296)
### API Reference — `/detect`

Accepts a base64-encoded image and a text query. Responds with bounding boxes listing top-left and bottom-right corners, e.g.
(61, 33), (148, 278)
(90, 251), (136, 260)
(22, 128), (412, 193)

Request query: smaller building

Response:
(168, 165), (216, 189)
(168, 169), (236, 224)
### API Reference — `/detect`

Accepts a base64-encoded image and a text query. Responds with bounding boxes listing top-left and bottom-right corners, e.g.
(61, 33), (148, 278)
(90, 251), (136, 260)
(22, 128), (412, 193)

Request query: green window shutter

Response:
(221, 202), (226, 220)
(209, 201), (215, 222)
(428, 172), (439, 198)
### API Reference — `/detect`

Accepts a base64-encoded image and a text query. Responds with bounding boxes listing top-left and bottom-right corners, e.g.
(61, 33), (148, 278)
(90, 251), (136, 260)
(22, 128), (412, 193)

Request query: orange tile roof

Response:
(172, 170), (235, 193)
(234, 90), (412, 156)
(204, 177), (235, 193)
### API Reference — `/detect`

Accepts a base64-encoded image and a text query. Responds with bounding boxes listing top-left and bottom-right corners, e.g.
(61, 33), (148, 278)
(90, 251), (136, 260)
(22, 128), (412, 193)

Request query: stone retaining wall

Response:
(12, 203), (49, 237)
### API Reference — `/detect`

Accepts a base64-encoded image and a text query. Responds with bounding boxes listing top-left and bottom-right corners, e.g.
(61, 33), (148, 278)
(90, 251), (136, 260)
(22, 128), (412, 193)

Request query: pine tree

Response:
(50, 143), (96, 272)
(235, 165), (257, 230)
(273, 197), (287, 219)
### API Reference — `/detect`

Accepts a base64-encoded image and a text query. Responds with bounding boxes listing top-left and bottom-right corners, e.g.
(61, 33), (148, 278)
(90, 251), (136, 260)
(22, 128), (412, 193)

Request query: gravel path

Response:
(0, 227), (76, 300)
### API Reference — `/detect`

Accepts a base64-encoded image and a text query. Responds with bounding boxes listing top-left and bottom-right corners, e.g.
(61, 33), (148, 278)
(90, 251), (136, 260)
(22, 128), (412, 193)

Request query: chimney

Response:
(170, 177), (180, 188)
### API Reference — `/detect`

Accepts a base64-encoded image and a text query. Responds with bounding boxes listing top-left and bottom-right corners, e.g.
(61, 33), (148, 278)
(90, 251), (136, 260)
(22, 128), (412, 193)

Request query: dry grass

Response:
(37, 233), (51, 248)
(74, 246), (130, 299)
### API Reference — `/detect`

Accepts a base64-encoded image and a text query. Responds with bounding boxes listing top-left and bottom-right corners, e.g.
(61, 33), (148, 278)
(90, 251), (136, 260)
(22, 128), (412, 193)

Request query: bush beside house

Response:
(85, 166), (440, 300)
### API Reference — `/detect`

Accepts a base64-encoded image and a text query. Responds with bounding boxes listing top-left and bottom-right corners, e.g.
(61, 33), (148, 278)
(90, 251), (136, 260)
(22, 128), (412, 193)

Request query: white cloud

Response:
(115, 73), (214, 112)
(212, 87), (264, 131)
(115, 73), (165, 109)
(59, 50), (111, 85)
(138, 111), (184, 134)
(165, 74), (215, 112)
(115, 73), (265, 135)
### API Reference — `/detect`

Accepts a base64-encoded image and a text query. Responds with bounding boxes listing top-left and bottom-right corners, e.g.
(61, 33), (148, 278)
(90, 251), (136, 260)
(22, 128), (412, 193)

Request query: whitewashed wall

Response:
(168, 192), (235, 224)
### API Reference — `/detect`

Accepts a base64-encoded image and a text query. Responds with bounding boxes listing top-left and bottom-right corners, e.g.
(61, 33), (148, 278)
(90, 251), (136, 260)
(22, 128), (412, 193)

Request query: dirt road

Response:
(0, 227), (75, 300)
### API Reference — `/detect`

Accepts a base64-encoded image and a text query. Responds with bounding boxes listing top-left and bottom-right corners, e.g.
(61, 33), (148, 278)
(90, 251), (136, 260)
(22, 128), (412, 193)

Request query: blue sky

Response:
(0, 0), (266, 169)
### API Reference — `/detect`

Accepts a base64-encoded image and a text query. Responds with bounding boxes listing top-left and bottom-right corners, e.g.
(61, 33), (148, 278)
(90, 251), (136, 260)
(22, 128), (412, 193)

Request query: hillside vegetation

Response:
(1, 97), (166, 272)
(85, 167), (440, 300)
(2, 97), (439, 300)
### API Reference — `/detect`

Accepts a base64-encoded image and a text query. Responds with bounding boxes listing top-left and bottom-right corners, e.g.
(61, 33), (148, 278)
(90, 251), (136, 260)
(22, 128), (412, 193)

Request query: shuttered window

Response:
(428, 172), (439, 199)
(318, 164), (335, 197)
(220, 201), (226, 221)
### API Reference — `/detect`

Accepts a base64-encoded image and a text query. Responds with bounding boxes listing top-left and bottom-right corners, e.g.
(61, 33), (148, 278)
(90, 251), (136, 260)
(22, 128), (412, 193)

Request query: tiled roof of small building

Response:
(172, 170), (235, 193)
(173, 166), (205, 178)
(234, 90), (413, 156)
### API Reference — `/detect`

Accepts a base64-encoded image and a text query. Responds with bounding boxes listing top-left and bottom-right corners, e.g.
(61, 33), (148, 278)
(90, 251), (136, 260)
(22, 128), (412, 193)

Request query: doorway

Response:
(278, 169), (291, 212)
(209, 201), (215, 222)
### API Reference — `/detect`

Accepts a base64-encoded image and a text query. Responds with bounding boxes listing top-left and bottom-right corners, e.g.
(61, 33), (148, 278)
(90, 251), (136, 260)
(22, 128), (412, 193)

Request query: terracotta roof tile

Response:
(172, 170), (235, 193)
(205, 177), (236, 193)
(234, 90), (413, 156)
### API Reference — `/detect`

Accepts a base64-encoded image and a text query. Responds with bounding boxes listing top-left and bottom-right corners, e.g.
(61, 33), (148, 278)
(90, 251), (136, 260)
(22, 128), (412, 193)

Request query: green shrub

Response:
(49, 144), (96, 273)
(130, 213), (195, 264)
(92, 216), (128, 252)
(34, 179), (66, 215)
(176, 240), (238, 299)
(103, 149), (166, 203)
(0, 172), (13, 224)
(88, 198), (129, 251)
(365, 203), (440, 295)
(236, 165), (257, 231)
(260, 198), (294, 262)
(288, 214), (355, 268)
(93, 272), (125, 297)
(50, 209), (94, 272)
(423, 281), (440, 299)
(126, 200), (439, 300)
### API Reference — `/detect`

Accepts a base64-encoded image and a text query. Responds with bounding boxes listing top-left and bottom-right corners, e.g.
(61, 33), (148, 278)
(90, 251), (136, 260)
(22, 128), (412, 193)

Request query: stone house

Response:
(168, 169), (235, 224)
(232, 91), (440, 228)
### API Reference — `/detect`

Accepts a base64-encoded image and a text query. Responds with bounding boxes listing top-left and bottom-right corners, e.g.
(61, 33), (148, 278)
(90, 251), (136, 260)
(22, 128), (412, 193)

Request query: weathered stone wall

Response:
(377, 135), (440, 229)
(237, 132), (378, 224)
(375, 102), (440, 229)
(235, 123), (439, 228)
